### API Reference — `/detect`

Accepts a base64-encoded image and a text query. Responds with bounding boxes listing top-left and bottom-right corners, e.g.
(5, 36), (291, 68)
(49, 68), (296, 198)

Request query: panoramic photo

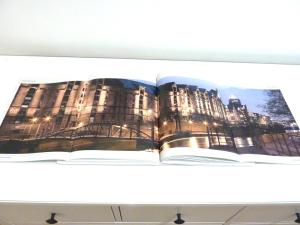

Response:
(0, 78), (159, 153)
(158, 77), (300, 156)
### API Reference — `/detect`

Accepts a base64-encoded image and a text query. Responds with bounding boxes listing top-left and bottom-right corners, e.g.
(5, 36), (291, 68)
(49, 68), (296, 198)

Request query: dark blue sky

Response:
(122, 79), (157, 95)
(158, 76), (274, 117)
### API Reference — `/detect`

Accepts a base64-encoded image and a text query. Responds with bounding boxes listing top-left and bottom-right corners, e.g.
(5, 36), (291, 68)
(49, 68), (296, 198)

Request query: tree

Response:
(263, 90), (294, 121)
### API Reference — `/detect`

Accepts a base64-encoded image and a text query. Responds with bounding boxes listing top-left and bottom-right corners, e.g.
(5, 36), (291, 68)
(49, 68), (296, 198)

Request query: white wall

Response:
(0, 0), (300, 64)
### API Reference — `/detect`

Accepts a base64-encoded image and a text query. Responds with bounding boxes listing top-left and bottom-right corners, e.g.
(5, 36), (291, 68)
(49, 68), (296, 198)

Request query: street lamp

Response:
(26, 117), (38, 138)
(44, 116), (51, 122)
(155, 126), (159, 135)
(147, 109), (155, 141)
(225, 123), (238, 153)
(188, 119), (193, 132)
(213, 122), (220, 146)
(34, 118), (43, 139)
(203, 121), (211, 148)
(43, 116), (53, 136)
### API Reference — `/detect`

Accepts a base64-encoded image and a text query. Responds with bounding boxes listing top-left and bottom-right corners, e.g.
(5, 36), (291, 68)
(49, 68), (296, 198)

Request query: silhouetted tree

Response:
(263, 90), (293, 120)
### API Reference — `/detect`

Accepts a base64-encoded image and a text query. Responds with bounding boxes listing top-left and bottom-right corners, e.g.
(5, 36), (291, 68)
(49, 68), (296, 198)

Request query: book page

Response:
(157, 75), (300, 164)
(0, 77), (159, 162)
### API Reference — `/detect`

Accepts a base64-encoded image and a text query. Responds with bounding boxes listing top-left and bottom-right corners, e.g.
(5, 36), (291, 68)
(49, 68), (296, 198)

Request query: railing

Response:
(42, 122), (154, 140)
(259, 132), (300, 156)
(160, 129), (300, 156)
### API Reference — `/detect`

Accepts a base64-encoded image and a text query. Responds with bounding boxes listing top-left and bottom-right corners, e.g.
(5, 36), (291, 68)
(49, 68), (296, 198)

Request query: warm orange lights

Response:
(44, 116), (51, 122)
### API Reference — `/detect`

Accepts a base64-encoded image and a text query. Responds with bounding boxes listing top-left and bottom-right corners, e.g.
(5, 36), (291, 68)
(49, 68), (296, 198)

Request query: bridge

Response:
(42, 122), (155, 141)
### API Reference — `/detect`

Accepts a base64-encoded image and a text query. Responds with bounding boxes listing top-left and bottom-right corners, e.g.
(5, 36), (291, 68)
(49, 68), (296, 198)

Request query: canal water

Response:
(161, 136), (254, 150)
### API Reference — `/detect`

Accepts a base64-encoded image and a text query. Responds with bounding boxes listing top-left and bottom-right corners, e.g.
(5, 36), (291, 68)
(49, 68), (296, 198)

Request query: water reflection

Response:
(161, 136), (209, 150)
(211, 136), (227, 145)
(161, 136), (254, 150)
(189, 137), (199, 148)
(234, 137), (253, 148)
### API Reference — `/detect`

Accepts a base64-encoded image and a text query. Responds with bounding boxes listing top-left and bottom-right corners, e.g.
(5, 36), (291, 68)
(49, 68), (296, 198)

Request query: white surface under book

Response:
(0, 56), (299, 165)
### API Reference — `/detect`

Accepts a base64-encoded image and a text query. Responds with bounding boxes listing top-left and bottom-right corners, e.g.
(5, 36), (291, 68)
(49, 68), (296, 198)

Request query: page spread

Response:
(157, 76), (300, 164)
(0, 78), (160, 164)
(0, 58), (299, 165)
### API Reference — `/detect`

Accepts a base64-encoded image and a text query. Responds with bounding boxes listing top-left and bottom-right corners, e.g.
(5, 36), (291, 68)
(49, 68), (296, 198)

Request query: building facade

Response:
(159, 82), (273, 135)
(226, 97), (250, 125)
(1, 79), (158, 139)
(159, 82), (227, 122)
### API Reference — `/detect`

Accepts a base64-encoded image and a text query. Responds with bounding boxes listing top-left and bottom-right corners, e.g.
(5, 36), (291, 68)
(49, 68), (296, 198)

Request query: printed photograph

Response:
(0, 78), (159, 153)
(158, 77), (300, 156)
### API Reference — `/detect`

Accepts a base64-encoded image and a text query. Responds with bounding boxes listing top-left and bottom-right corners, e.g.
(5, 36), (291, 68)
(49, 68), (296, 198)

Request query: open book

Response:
(0, 63), (299, 165)
(0, 57), (300, 165)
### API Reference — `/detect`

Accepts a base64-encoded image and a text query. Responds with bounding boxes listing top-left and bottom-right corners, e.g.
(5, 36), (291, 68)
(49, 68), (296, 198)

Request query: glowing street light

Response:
(163, 121), (167, 126)
(44, 116), (51, 122)
(203, 120), (211, 148)
(213, 122), (220, 146)
(155, 126), (159, 134)
(148, 109), (153, 114)
(123, 124), (127, 128)
(27, 117), (38, 137)
(188, 119), (193, 124)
